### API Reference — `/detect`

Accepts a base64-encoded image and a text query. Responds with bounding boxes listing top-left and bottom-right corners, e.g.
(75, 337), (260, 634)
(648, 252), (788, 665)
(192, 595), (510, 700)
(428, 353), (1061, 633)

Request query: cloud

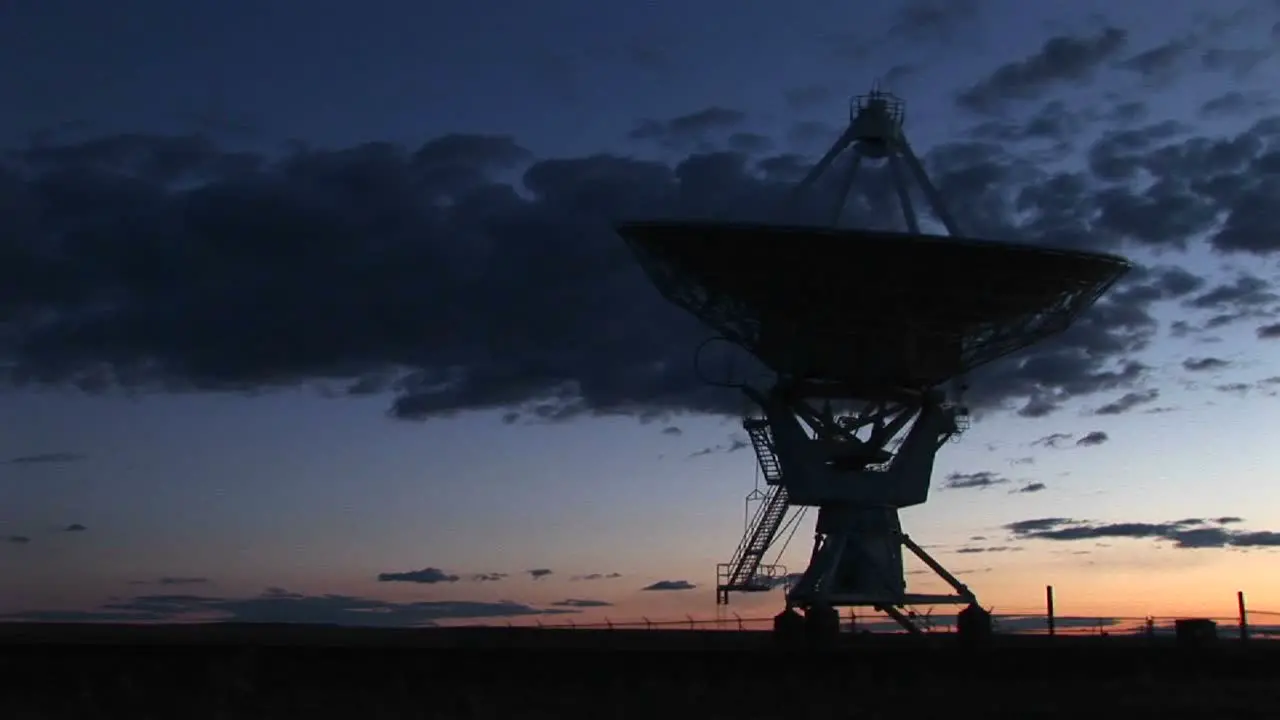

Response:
(378, 568), (514, 584)
(1014, 482), (1047, 494)
(1215, 382), (1252, 396)
(376, 568), (459, 585)
(660, 426), (682, 436)
(2, 89), (1279, 426)
(1182, 357), (1231, 372)
(1093, 389), (1159, 415)
(570, 572), (623, 581)
(969, 99), (1092, 147)
(1116, 36), (1198, 82)
(955, 545), (1022, 554)
(627, 107), (746, 151)
(550, 598), (613, 608)
(62, 523), (87, 532)
(1112, 4), (1274, 85)
(142, 576), (211, 586)
(1075, 431), (1109, 447)
(0, 588), (573, 626)
(7, 452), (86, 466)
(1005, 517), (1280, 549)
(688, 435), (749, 458)
(6, 535), (31, 545)
(957, 27), (1129, 113)
(942, 471), (1009, 490)
(1188, 275), (1277, 314)
(528, 568), (553, 580)
(887, 0), (984, 44)
(1199, 47), (1274, 79)
(1200, 90), (1275, 120)
(641, 580), (695, 591)
(1031, 433), (1073, 449)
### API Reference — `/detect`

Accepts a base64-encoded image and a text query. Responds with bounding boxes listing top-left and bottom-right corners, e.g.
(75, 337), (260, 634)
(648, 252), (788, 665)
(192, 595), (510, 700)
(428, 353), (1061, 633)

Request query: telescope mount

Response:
(618, 87), (1132, 645)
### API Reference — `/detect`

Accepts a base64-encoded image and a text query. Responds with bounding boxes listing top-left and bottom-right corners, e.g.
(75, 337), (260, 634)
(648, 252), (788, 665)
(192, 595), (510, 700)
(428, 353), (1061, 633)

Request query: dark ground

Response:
(3, 623), (1279, 718)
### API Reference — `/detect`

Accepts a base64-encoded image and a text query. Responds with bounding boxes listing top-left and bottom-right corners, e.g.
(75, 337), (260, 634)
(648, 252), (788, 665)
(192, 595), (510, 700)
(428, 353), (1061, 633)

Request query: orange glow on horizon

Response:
(5, 545), (1278, 632)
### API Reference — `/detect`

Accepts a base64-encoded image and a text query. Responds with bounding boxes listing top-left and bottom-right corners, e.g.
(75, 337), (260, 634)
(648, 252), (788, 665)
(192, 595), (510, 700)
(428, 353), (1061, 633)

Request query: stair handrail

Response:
(728, 487), (789, 586)
(726, 484), (777, 574)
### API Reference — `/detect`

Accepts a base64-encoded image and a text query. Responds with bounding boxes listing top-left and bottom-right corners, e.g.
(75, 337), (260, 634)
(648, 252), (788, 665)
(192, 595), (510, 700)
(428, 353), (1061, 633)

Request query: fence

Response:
(491, 590), (1280, 638)
(508, 612), (1280, 637)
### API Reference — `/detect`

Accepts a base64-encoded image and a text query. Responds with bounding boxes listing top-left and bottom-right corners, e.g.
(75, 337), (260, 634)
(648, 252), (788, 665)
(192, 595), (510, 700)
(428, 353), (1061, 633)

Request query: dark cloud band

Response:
(2, 96), (1278, 424)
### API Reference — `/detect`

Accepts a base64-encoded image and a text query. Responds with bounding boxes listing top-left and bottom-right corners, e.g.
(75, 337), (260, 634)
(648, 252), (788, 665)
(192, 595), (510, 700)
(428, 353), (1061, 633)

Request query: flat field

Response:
(3, 624), (1278, 718)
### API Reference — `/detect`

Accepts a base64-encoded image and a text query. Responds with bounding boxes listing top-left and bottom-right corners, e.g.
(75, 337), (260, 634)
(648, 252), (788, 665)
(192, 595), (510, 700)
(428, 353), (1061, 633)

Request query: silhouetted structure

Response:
(1175, 619), (1218, 649)
(619, 86), (1131, 646)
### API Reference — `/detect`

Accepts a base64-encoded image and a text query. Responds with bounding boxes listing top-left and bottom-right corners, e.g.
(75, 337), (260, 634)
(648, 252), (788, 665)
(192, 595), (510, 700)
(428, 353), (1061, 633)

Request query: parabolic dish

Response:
(618, 221), (1132, 391)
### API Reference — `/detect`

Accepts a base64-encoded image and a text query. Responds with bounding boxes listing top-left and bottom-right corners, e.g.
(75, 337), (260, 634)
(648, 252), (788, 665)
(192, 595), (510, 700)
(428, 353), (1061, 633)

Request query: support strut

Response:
(793, 89), (963, 237)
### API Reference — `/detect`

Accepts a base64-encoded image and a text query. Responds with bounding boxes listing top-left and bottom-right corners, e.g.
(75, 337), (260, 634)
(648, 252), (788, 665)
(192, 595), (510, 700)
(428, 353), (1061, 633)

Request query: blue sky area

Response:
(3, 0), (1280, 629)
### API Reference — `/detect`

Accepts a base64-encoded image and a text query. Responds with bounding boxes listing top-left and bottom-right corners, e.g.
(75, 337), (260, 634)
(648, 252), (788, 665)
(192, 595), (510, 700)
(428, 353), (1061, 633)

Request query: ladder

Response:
(718, 419), (790, 596)
(744, 418), (783, 485)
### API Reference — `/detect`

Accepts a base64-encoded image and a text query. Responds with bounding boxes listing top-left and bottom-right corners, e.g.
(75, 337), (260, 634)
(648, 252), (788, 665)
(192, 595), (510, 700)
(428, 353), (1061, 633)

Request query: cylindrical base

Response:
(957, 603), (992, 648)
(773, 608), (806, 648)
(805, 604), (842, 648)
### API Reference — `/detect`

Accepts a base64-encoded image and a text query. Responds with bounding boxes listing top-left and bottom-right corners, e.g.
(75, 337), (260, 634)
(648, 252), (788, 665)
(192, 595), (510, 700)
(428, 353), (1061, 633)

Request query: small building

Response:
(1174, 618), (1217, 648)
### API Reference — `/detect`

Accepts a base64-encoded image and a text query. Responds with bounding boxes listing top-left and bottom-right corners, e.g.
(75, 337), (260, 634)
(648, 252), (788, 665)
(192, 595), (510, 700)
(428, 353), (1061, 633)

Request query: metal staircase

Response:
(745, 418), (783, 485)
(715, 419), (791, 604)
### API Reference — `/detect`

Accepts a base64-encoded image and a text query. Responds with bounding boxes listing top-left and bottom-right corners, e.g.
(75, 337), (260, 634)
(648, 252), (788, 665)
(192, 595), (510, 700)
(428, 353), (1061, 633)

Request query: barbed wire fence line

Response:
(477, 593), (1280, 637)
(503, 613), (1280, 635)
(480, 588), (1280, 637)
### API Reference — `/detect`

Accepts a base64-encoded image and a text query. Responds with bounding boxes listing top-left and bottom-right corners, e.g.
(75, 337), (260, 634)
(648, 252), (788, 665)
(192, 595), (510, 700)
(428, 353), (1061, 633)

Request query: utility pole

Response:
(1238, 590), (1249, 642)
(1045, 585), (1056, 637)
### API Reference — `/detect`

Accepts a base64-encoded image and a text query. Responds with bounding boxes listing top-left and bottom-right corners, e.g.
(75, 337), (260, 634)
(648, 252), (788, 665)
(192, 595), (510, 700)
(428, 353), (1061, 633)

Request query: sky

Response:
(3, 0), (1280, 631)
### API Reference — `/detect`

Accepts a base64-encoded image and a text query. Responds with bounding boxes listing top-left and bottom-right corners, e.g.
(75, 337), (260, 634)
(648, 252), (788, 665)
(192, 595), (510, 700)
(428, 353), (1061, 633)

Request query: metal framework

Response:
(713, 88), (981, 635)
(792, 88), (960, 234)
(619, 86), (1130, 641)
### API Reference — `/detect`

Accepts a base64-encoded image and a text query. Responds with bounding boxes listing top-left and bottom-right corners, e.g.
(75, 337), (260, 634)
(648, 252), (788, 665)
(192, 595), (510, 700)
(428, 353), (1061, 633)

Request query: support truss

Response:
(791, 89), (962, 236)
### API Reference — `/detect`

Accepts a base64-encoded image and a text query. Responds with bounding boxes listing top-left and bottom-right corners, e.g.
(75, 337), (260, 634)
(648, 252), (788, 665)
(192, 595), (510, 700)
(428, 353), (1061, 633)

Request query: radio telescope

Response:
(617, 87), (1131, 642)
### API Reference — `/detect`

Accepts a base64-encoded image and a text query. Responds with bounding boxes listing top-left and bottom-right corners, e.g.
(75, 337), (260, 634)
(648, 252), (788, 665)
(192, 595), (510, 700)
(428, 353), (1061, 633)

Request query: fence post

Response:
(1046, 585), (1056, 637)
(1238, 590), (1249, 642)
(734, 612), (743, 631)
(606, 617), (613, 630)
(687, 614), (695, 630)
(644, 617), (652, 630)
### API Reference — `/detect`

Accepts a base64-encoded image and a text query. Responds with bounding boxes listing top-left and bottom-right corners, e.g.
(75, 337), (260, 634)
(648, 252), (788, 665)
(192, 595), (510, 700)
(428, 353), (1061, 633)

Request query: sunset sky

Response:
(3, 0), (1280, 631)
